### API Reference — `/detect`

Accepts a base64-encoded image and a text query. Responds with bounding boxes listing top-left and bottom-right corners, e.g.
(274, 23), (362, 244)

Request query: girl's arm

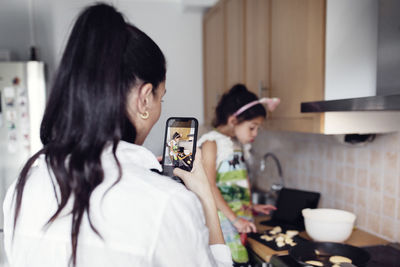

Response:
(202, 141), (256, 233)
(246, 173), (276, 215)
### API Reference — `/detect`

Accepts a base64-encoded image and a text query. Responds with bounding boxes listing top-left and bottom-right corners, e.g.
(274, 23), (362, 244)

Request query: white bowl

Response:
(302, 208), (356, 242)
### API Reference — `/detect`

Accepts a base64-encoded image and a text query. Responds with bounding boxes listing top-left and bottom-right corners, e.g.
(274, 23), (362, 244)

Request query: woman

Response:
(3, 3), (232, 267)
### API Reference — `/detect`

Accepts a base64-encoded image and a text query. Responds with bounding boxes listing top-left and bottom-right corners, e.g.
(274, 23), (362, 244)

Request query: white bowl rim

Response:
(302, 208), (356, 223)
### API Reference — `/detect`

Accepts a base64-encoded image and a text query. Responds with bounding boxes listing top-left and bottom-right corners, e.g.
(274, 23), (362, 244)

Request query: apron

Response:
(216, 149), (252, 263)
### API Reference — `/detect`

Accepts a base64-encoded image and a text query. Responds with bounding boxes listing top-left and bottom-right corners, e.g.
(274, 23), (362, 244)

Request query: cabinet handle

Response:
(258, 80), (268, 98)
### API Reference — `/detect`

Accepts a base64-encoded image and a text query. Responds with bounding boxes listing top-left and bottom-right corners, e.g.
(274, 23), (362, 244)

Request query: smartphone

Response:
(161, 117), (198, 183)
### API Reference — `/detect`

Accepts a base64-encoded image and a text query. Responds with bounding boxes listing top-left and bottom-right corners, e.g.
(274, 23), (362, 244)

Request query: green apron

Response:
(216, 149), (252, 263)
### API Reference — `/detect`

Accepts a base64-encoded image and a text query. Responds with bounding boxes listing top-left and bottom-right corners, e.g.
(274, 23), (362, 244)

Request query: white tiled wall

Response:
(251, 130), (400, 242)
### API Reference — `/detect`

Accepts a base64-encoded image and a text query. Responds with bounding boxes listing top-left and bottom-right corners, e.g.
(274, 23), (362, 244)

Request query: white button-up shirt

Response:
(3, 141), (233, 267)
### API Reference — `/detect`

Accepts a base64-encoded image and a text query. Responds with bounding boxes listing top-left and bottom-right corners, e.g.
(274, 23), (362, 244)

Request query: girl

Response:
(198, 84), (280, 264)
(3, 4), (232, 267)
(168, 132), (181, 166)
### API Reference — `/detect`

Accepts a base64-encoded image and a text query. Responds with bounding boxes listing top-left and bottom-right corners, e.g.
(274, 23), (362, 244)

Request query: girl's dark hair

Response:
(12, 3), (166, 266)
(172, 132), (181, 139)
(213, 84), (266, 127)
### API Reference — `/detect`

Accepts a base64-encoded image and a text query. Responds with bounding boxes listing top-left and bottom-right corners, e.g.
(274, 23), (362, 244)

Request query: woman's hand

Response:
(173, 150), (226, 245)
(232, 217), (257, 233)
(173, 149), (213, 201)
(252, 204), (276, 215)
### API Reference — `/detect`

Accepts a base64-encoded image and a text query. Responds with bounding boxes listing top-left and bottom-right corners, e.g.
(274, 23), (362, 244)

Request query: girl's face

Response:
(234, 116), (264, 145)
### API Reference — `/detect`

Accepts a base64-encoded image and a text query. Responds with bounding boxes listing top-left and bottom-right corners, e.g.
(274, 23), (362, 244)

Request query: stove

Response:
(269, 243), (400, 267)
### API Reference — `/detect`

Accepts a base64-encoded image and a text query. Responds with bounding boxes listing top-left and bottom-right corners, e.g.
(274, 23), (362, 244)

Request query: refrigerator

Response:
(0, 61), (46, 230)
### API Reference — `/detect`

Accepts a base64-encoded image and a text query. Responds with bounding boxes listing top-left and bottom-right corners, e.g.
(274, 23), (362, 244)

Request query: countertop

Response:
(247, 216), (389, 262)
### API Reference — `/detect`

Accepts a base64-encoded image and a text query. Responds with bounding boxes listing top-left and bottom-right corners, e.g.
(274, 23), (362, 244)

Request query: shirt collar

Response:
(104, 141), (163, 172)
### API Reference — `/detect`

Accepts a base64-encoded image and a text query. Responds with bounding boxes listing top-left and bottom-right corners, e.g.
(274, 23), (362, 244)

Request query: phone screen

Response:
(161, 117), (198, 182)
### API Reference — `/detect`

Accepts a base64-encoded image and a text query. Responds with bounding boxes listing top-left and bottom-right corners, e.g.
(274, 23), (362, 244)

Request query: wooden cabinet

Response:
(204, 0), (325, 132)
(244, 0), (270, 97)
(203, 1), (225, 125)
(204, 0), (398, 134)
(203, 0), (246, 125)
(266, 0), (325, 132)
(225, 0), (245, 89)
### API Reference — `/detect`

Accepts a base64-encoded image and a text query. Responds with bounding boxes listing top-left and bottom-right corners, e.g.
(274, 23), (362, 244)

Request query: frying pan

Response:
(289, 242), (370, 267)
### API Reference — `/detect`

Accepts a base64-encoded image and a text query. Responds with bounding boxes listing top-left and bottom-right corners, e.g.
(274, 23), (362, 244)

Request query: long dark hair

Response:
(213, 84), (266, 127)
(12, 3), (166, 266)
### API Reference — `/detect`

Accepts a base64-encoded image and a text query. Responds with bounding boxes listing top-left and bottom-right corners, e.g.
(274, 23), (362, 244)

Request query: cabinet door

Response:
(225, 0), (245, 90)
(245, 0), (271, 97)
(203, 2), (225, 125)
(267, 0), (325, 133)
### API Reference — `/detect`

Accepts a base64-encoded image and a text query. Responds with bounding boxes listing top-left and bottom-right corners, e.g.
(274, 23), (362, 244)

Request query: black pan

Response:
(289, 242), (370, 267)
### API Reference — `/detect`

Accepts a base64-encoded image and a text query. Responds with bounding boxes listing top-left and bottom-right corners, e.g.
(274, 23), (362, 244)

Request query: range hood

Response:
(301, 0), (400, 114)
(302, 94), (400, 113)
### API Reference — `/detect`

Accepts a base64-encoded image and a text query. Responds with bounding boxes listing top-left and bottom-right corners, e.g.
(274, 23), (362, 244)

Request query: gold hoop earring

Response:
(140, 111), (149, 119)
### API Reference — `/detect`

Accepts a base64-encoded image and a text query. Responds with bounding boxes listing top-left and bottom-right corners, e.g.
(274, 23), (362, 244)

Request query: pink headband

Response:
(233, 97), (281, 117)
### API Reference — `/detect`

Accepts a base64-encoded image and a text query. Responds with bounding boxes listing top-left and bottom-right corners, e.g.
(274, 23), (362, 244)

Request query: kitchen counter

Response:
(247, 216), (389, 262)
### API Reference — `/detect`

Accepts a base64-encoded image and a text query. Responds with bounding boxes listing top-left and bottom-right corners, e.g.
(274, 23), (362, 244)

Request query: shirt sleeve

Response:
(151, 186), (233, 267)
(3, 180), (17, 265)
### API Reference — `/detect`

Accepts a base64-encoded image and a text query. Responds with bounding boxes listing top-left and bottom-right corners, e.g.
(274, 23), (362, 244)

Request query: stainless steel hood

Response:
(301, 0), (400, 113)
(302, 94), (400, 113)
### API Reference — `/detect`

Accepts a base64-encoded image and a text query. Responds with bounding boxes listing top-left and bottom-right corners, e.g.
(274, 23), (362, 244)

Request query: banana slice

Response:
(286, 230), (299, 237)
(329, 255), (352, 264)
(304, 260), (323, 266)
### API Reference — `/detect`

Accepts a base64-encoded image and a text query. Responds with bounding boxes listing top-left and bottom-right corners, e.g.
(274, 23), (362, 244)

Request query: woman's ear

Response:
(137, 83), (153, 113)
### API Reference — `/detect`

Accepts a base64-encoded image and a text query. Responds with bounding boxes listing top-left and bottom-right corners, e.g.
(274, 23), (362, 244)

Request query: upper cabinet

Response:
(203, 0), (325, 132)
(203, 1), (225, 125)
(244, 0), (270, 97)
(225, 0), (245, 89)
(203, 0), (246, 125)
(204, 0), (400, 134)
(266, 0), (325, 133)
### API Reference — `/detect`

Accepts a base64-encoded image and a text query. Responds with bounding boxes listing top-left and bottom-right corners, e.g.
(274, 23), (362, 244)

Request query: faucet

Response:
(260, 152), (284, 192)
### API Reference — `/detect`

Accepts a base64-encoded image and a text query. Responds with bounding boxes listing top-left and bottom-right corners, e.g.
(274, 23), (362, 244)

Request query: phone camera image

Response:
(162, 118), (198, 182)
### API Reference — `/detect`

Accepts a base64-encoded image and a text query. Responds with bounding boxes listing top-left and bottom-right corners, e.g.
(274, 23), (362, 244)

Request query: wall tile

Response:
(344, 166), (355, 185)
(336, 147), (344, 163)
(385, 133), (399, 151)
(326, 147), (333, 161)
(396, 220), (400, 241)
(336, 166), (344, 183)
(381, 217), (395, 241)
(356, 188), (367, 208)
(344, 203), (355, 214)
(397, 199), (400, 221)
(326, 180), (335, 196)
(356, 148), (369, 167)
(369, 170), (382, 193)
(370, 150), (383, 170)
(356, 207), (367, 228)
(383, 171), (397, 196)
(335, 183), (344, 200)
(346, 149), (356, 165)
(368, 192), (381, 214)
(384, 151), (398, 172)
(334, 200), (344, 210)
(383, 196), (395, 218)
(356, 168), (368, 188)
(367, 212), (380, 234)
(344, 185), (355, 205)
(252, 130), (400, 242)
